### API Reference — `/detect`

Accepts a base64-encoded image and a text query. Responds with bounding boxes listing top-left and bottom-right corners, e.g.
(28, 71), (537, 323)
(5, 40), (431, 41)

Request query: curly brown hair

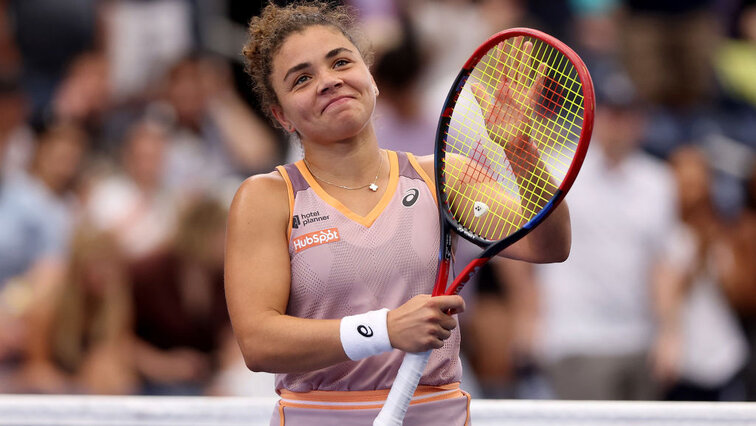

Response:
(242, 1), (373, 127)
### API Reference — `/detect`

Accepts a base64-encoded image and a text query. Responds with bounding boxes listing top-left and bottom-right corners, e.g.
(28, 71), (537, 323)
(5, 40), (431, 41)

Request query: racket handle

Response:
(373, 351), (431, 426)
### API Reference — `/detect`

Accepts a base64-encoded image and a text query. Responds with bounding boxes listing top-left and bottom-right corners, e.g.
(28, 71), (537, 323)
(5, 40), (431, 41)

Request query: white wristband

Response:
(340, 308), (392, 361)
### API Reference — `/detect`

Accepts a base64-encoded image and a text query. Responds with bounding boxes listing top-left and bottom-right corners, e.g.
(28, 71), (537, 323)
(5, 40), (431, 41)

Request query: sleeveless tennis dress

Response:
(270, 151), (470, 425)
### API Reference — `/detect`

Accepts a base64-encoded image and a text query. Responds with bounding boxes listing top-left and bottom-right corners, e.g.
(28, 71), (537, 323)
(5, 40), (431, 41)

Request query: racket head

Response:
(434, 27), (594, 257)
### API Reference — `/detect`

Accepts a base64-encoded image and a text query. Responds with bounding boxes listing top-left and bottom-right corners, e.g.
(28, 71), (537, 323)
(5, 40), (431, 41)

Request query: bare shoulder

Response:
(228, 170), (289, 232)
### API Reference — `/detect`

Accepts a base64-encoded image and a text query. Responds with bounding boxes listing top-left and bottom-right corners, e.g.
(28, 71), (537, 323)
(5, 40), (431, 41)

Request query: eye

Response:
(333, 58), (350, 68)
(293, 74), (310, 87)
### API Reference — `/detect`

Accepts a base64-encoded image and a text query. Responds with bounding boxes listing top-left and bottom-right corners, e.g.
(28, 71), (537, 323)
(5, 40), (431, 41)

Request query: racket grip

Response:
(373, 351), (431, 426)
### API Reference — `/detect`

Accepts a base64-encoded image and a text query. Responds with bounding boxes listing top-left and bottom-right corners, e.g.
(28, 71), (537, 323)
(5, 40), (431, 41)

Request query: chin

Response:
(328, 116), (371, 140)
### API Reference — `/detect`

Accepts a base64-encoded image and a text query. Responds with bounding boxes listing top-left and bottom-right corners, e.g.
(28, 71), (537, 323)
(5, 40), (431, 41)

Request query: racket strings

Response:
(481, 41), (584, 145)
(442, 35), (586, 242)
(457, 45), (580, 177)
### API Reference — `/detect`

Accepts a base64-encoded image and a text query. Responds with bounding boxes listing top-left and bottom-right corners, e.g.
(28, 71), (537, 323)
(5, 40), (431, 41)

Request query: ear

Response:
(271, 105), (295, 133)
(371, 76), (379, 96)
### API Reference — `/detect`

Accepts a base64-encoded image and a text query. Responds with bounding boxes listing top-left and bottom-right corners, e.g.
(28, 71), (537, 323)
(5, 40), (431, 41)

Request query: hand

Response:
(650, 329), (682, 387)
(471, 37), (548, 165)
(78, 344), (139, 394)
(387, 295), (465, 353)
(14, 361), (70, 393)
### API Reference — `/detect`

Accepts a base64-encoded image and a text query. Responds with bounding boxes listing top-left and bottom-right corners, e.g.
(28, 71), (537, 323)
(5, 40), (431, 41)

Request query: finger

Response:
(526, 61), (549, 115)
(431, 337), (445, 350)
(504, 37), (521, 88)
(471, 82), (492, 116)
(435, 327), (452, 340)
(433, 295), (466, 314)
(439, 315), (458, 331)
(516, 40), (534, 91)
(494, 41), (507, 78)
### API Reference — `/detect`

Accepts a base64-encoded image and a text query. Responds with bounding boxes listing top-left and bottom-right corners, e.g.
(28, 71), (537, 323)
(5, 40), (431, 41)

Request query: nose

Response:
(318, 71), (343, 95)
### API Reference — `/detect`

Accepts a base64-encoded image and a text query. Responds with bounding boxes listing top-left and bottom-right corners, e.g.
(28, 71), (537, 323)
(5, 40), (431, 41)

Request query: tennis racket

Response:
(373, 28), (594, 425)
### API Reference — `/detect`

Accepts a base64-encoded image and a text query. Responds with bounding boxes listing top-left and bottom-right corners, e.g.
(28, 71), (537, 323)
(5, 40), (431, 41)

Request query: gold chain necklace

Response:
(302, 152), (383, 192)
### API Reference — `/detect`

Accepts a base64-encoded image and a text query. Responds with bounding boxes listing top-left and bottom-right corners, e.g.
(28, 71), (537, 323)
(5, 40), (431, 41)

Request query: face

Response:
(37, 131), (85, 192)
(671, 148), (711, 211)
(269, 25), (377, 144)
(594, 106), (644, 162)
(124, 125), (166, 188)
(167, 60), (205, 127)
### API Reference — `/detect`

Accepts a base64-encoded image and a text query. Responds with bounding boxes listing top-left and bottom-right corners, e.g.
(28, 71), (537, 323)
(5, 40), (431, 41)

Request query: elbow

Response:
(242, 352), (264, 373)
(536, 229), (571, 263)
(552, 229), (572, 263)
(552, 241), (571, 263)
(238, 338), (276, 373)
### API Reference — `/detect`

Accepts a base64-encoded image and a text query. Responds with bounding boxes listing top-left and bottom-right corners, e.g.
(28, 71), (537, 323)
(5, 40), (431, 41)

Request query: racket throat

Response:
(446, 257), (490, 296)
(433, 259), (452, 297)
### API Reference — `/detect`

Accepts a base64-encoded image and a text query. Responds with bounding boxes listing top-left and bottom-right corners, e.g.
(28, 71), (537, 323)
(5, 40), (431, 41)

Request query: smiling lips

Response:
(322, 95), (354, 113)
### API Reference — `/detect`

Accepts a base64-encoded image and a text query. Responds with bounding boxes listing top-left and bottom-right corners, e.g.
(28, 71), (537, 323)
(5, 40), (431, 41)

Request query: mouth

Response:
(322, 96), (353, 114)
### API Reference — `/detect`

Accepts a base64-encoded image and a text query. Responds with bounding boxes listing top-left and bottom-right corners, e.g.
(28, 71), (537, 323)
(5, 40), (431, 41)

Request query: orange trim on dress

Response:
(407, 152), (437, 205)
(294, 150), (399, 228)
(278, 383), (463, 411)
(463, 389), (471, 425)
(275, 165), (296, 242)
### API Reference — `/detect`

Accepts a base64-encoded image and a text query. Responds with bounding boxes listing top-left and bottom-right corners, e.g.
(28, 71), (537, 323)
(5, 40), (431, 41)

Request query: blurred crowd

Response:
(0, 0), (754, 403)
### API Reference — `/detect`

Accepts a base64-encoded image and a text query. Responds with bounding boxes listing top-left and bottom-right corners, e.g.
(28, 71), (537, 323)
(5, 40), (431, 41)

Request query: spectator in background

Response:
(104, 0), (195, 102)
(0, 122), (87, 293)
(618, 0), (720, 109)
(0, 122), (87, 392)
(658, 146), (747, 401)
(152, 54), (279, 200)
(529, 83), (680, 400)
(404, 0), (531, 127)
(130, 197), (230, 396)
(24, 226), (138, 395)
(48, 52), (113, 153)
(84, 120), (178, 262)
(722, 163), (756, 400)
(8, 0), (100, 127)
(0, 72), (33, 177)
(370, 13), (436, 155)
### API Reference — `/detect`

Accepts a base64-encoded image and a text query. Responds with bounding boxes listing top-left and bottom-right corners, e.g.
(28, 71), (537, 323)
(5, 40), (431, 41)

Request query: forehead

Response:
(272, 25), (357, 75)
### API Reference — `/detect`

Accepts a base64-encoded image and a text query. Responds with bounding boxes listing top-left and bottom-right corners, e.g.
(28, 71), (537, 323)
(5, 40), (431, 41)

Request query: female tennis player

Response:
(225, 2), (571, 425)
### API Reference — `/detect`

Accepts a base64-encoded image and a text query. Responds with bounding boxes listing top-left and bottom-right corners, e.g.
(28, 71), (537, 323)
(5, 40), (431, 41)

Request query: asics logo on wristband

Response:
(357, 325), (374, 337)
(341, 309), (391, 360)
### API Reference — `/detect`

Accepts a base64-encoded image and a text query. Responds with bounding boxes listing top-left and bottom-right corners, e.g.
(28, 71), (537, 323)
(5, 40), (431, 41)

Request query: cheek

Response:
(279, 94), (312, 124)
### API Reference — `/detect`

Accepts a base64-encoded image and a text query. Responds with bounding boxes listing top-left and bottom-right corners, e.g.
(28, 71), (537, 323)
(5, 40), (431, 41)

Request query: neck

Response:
(301, 124), (383, 182)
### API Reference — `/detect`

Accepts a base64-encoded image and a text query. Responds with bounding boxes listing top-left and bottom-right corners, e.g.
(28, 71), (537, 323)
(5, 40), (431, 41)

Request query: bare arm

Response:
(201, 60), (279, 173)
(649, 258), (688, 385)
(225, 173), (346, 373)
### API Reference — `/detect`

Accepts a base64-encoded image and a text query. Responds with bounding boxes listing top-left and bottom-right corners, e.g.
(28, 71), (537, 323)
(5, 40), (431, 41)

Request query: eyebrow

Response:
(282, 47), (354, 83)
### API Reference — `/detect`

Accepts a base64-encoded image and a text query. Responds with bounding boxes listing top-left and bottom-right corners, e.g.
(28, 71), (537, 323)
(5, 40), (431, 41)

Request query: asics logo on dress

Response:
(402, 188), (419, 207)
